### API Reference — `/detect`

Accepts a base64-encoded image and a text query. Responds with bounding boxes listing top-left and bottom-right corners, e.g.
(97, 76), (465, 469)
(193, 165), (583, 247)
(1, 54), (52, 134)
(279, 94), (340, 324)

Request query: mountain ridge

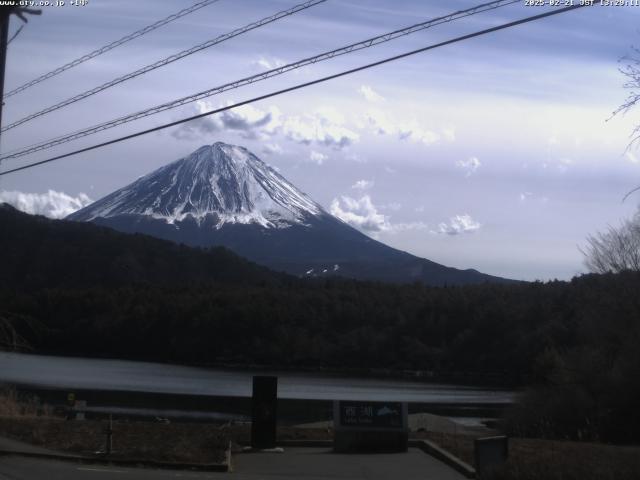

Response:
(0, 202), (286, 290)
(69, 142), (323, 228)
(68, 142), (513, 286)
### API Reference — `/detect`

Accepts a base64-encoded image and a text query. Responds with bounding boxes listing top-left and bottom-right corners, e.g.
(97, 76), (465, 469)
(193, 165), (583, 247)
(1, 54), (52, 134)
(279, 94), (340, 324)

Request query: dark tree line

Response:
(3, 204), (640, 442)
(2, 272), (638, 378)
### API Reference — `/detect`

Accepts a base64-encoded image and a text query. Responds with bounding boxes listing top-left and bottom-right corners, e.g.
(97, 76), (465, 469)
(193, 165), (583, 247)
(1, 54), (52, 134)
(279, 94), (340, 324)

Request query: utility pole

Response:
(0, 7), (12, 140)
(0, 6), (41, 145)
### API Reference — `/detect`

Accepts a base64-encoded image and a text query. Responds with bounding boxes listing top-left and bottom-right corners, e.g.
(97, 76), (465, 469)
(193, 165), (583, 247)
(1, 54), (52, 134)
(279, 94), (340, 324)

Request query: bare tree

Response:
(582, 210), (640, 273)
(609, 47), (640, 202)
(583, 47), (640, 269)
(613, 46), (640, 144)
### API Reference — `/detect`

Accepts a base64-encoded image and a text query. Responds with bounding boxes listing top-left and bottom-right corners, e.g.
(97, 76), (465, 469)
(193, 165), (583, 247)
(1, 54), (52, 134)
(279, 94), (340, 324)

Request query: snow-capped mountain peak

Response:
(69, 142), (324, 228)
(67, 142), (510, 286)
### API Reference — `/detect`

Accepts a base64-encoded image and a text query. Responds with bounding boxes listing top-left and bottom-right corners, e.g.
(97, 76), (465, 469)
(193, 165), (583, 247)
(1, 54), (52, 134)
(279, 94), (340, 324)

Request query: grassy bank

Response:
(0, 387), (50, 417)
(0, 387), (230, 464)
(0, 415), (335, 465)
(0, 416), (230, 464)
(419, 430), (640, 480)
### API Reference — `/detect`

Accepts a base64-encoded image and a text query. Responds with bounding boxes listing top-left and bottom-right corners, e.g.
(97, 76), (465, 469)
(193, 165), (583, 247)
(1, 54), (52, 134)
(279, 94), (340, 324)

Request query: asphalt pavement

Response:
(234, 447), (467, 479)
(0, 435), (72, 456)
(0, 456), (219, 479)
(0, 447), (467, 479)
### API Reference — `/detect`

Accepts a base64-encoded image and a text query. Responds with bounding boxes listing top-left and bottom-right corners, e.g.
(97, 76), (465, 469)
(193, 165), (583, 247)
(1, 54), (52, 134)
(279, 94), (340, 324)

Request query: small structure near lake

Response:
(475, 435), (508, 477)
(333, 400), (408, 452)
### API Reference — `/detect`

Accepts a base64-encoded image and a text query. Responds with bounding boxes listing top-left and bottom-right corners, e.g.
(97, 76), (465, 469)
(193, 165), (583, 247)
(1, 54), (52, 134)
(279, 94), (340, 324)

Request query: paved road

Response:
(0, 448), (466, 479)
(234, 447), (466, 479)
(0, 456), (221, 480)
(0, 436), (73, 456)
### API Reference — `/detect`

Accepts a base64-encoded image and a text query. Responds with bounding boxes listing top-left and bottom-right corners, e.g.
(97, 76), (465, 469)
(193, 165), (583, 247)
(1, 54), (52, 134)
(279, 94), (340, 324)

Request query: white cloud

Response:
(381, 202), (402, 211)
(0, 190), (93, 219)
(519, 192), (549, 204)
(365, 110), (397, 136)
(330, 194), (428, 235)
(262, 143), (282, 155)
(345, 152), (365, 163)
(358, 85), (385, 103)
(309, 151), (327, 165)
(556, 157), (573, 173)
(219, 105), (273, 137)
(436, 214), (481, 235)
(442, 127), (456, 142)
(174, 102), (358, 150)
(389, 221), (429, 233)
(252, 56), (286, 70)
(279, 107), (359, 149)
(330, 195), (390, 233)
(172, 100), (275, 140)
(364, 110), (449, 146)
(519, 192), (533, 202)
(351, 179), (374, 190)
(456, 156), (481, 177)
(399, 122), (440, 145)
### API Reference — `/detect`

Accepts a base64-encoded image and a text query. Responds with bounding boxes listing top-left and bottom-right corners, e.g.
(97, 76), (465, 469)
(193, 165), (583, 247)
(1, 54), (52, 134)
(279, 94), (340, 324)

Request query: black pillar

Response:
(0, 8), (11, 136)
(251, 375), (277, 449)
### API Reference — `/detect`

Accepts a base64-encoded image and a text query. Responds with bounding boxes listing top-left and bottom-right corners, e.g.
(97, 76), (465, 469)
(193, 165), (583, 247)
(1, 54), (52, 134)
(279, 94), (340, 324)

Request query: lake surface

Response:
(0, 352), (514, 404)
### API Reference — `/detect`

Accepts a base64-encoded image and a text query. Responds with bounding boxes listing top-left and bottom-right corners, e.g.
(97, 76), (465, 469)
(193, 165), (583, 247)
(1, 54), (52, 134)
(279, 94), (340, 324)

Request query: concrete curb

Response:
(409, 440), (476, 479)
(0, 448), (230, 472)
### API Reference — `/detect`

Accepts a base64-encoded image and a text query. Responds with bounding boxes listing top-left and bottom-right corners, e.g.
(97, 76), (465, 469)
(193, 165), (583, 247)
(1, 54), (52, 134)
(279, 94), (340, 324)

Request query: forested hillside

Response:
(2, 204), (640, 442)
(0, 204), (286, 289)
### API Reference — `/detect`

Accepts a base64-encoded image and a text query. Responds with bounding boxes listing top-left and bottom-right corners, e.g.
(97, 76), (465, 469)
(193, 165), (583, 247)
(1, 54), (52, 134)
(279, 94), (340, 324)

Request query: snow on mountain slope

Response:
(69, 142), (323, 228)
(67, 141), (512, 286)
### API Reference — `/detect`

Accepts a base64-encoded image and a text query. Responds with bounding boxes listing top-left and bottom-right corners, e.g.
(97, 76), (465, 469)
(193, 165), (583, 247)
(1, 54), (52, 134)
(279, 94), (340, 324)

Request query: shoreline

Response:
(4, 385), (510, 426)
(1, 350), (522, 388)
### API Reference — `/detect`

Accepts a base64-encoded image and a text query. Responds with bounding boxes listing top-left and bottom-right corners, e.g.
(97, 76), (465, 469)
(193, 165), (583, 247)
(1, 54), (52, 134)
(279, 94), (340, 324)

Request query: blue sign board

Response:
(338, 401), (404, 428)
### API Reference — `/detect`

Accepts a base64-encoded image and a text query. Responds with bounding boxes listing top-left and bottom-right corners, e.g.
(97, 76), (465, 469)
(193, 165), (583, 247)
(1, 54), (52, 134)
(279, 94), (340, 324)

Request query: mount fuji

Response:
(68, 142), (508, 285)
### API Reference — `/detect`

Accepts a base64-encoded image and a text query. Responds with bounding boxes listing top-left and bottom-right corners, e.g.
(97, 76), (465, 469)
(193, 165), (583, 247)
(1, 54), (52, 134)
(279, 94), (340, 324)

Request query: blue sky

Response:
(1, 0), (640, 281)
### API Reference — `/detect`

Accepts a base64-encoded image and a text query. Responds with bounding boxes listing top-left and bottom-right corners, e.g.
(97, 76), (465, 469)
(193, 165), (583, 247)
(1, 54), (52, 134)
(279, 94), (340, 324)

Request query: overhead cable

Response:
(0, 0), (519, 160)
(0, 4), (595, 177)
(3, 0), (223, 99)
(1, 0), (327, 132)
(0, 0), (327, 132)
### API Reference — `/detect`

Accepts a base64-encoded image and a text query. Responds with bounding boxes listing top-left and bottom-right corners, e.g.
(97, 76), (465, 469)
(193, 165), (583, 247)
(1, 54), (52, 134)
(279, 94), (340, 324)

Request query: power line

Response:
(2, 0), (222, 100)
(0, 4), (594, 178)
(7, 24), (24, 46)
(1, 0), (327, 133)
(0, 0), (519, 161)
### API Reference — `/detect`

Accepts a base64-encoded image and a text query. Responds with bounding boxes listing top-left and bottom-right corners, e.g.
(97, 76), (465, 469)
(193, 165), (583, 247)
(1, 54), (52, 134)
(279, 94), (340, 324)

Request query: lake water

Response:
(0, 352), (514, 404)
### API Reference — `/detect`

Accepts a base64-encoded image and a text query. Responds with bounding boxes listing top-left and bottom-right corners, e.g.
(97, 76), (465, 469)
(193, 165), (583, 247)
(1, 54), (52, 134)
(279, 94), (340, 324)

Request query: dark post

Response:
(475, 435), (508, 478)
(66, 392), (76, 420)
(0, 7), (42, 136)
(0, 7), (11, 136)
(251, 375), (277, 449)
(105, 414), (113, 455)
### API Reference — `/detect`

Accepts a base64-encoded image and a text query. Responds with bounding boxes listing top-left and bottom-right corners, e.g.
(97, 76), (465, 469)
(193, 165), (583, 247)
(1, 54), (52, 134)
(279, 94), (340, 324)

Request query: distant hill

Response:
(0, 203), (286, 290)
(68, 141), (512, 286)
